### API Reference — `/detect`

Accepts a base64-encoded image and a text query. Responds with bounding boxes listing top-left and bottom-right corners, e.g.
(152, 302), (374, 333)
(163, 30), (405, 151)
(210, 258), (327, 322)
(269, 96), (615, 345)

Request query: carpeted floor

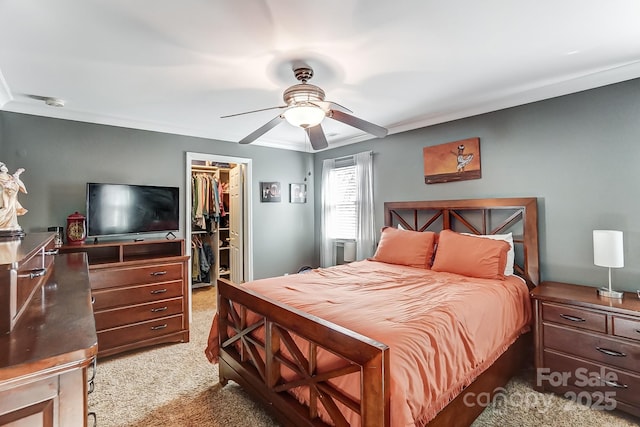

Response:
(89, 286), (639, 426)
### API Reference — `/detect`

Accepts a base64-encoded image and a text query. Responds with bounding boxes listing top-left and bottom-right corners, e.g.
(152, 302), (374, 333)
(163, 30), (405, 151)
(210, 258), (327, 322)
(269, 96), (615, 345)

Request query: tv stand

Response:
(60, 238), (189, 358)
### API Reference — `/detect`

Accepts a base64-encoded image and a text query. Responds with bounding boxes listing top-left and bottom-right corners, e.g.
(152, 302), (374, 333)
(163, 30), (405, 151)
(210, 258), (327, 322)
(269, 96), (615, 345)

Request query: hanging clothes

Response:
(191, 233), (215, 284)
(192, 172), (222, 231)
(191, 237), (201, 281)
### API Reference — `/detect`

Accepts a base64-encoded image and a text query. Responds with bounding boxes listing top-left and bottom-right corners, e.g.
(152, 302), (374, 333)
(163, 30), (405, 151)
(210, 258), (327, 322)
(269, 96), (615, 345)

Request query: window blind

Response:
(328, 165), (357, 240)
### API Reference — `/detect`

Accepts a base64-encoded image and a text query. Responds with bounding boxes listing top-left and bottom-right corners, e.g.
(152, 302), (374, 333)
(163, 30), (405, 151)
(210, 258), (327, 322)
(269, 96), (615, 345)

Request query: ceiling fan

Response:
(221, 66), (388, 150)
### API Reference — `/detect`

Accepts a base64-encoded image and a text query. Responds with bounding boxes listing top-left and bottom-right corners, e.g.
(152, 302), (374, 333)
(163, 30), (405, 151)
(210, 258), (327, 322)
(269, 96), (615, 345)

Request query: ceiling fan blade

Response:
(221, 105), (287, 119)
(305, 124), (329, 150)
(329, 109), (388, 138)
(238, 115), (284, 144)
(319, 100), (353, 113)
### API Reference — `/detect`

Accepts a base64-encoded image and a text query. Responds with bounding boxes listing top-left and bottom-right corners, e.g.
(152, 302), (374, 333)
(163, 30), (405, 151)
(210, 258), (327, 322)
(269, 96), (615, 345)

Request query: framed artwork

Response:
(423, 137), (481, 184)
(289, 183), (307, 203)
(260, 181), (281, 202)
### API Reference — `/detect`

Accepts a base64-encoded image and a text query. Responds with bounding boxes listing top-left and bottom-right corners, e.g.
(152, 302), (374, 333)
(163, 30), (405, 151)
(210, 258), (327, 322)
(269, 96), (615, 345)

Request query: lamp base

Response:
(597, 287), (624, 299)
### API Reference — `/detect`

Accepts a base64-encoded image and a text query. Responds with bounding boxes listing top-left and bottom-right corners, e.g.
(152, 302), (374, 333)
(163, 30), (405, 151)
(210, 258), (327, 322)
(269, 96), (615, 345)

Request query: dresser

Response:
(0, 233), (98, 426)
(60, 239), (190, 358)
(531, 281), (640, 418)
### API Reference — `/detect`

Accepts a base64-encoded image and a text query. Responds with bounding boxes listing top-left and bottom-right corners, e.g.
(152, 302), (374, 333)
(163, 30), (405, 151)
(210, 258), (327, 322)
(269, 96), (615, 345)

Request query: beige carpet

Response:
(89, 286), (639, 426)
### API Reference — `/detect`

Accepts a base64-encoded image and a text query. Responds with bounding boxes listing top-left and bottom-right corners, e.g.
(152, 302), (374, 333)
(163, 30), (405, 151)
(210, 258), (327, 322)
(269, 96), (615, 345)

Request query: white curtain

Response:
(320, 158), (336, 267)
(320, 151), (375, 267)
(354, 151), (376, 259)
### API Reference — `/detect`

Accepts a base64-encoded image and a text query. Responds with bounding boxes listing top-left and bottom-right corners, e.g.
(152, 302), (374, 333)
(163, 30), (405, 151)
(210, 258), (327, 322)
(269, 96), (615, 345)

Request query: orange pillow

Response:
(431, 230), (510, 279)
(371, 227), (436, 269)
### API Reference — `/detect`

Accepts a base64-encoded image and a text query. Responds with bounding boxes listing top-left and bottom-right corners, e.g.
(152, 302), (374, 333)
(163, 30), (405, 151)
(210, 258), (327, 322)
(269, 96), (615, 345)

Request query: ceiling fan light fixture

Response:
(283, 104), (326, 128)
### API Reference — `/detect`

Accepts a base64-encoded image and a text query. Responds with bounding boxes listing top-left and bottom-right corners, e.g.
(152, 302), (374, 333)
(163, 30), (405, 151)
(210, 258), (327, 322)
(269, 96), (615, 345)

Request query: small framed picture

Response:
(260, 181), (281, 202)
(290, 183), (307, 203)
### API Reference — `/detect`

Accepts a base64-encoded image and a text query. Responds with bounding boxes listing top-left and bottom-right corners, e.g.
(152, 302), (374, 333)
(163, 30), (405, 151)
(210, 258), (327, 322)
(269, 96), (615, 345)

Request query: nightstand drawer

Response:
(544, 323), (640, 373)
(542, 302), (606, 333)
(544, 350), (640, 408)
(613, 316), (640, 343)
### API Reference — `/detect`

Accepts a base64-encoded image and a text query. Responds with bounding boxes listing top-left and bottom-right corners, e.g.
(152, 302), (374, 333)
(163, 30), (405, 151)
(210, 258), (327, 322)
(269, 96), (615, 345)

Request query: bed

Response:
(206, 197), (539, 426)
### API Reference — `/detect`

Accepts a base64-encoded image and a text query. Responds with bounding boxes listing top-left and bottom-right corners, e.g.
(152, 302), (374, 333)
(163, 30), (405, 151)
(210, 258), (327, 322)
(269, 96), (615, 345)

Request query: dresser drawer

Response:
(94, 297), (183, 330)
(544, 323), (640, 373)
(543, 350), (640, 408)
(90, 262), (184, 290)
(92, 280), (183, 310)
(612, 316), (640, 343)
(542, 302), (607, 333)
(97, 314), (184, 350)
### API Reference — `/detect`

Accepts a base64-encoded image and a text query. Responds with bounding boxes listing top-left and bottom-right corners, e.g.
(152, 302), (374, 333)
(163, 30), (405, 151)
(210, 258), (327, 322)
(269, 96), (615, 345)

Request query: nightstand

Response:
(530, 281), (640, 418)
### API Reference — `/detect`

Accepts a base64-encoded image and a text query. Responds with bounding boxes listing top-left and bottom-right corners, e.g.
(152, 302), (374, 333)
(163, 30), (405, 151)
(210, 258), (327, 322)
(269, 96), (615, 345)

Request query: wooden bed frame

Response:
(216, 197), (539, 427)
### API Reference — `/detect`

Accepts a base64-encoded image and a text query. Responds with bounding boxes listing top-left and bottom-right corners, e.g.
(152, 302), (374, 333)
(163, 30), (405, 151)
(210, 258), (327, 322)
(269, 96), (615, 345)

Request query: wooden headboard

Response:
(384, 198), (539, 286)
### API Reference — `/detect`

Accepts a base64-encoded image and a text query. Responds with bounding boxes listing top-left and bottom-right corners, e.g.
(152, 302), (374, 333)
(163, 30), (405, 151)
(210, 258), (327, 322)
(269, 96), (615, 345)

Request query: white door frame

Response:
(185, 152), (254, 321)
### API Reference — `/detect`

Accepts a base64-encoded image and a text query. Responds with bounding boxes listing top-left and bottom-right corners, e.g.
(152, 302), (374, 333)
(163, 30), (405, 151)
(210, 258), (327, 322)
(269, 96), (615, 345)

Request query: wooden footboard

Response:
(217, 277), (390, 427)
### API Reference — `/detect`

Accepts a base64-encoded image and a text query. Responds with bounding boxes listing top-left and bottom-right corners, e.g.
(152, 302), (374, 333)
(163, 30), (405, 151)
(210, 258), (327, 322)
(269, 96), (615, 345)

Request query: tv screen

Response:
(86, 183), (179, 238)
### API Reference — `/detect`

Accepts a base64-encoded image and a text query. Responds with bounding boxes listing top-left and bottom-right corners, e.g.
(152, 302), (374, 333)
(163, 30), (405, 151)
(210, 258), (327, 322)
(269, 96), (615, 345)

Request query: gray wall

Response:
(2, 78), (640, 291)
(0, 113), (315, 279)
(314, 78), (640, 292)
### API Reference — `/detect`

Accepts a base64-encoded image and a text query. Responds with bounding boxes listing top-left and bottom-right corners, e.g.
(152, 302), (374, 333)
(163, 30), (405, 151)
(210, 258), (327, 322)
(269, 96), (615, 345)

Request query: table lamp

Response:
(593, 230), (624, 299)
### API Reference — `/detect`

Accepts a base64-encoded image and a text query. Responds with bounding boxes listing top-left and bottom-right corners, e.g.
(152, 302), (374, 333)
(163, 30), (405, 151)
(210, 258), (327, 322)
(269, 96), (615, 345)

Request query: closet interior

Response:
(191, 160), (235, 288)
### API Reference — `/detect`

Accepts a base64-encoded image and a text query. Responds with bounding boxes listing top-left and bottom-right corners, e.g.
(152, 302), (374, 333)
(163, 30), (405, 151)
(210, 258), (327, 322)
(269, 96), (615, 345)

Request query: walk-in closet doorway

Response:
(185, 152), (253, 320)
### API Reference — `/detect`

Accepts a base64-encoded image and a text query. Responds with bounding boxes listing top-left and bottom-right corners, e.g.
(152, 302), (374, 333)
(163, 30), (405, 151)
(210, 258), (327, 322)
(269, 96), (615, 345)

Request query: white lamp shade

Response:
(343, 241), (356, 262)
(593, 230), (624, 268)
(283, 105), (325, 128)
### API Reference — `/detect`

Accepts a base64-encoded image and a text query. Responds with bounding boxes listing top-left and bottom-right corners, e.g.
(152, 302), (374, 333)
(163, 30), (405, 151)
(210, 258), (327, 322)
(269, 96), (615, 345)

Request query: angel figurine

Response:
(0, 161), (28, 232)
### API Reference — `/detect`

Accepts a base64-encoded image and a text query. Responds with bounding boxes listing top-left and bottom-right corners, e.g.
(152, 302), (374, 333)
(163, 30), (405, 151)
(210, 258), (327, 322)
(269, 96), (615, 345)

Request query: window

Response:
(327, 165), (357, 240)
(321, 151), (374, 267)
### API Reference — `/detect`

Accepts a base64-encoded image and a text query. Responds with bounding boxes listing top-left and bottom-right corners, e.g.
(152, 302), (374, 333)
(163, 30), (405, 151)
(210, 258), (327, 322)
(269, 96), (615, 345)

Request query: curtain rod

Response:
(333, 150), (373, 162)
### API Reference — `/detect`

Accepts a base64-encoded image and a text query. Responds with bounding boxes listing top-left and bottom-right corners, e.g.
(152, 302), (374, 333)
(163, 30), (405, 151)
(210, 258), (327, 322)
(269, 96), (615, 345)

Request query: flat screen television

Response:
(86, 182), (179, 238)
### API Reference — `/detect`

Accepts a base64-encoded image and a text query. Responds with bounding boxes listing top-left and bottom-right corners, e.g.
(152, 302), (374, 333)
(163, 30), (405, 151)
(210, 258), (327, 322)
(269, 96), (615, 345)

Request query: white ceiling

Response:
(1, 1), (640, 152)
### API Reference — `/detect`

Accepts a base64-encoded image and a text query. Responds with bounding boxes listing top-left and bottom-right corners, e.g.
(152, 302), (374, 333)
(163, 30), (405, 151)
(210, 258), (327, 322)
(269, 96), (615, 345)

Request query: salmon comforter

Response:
(206, 260), (532, 426)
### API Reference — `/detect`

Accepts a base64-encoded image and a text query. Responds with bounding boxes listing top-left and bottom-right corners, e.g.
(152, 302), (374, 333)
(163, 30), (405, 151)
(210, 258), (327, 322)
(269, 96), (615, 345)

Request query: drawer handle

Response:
(596, 347), (626, 357)
(18, 268), (47, 279)
(559, 314), (585, 322)
(44, 249), (59, 256)
(151, 306), (168, 313)
(151, 324), (168, 331)
(597, 377), (628, 389)
(91, 296), (96, 304)
(150, 289), (167, 294)
(150, 271), (168, 276)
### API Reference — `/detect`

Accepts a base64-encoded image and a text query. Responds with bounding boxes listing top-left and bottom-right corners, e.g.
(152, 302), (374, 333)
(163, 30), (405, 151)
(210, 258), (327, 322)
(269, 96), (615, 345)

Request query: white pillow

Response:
(461, 232), (514, 276)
